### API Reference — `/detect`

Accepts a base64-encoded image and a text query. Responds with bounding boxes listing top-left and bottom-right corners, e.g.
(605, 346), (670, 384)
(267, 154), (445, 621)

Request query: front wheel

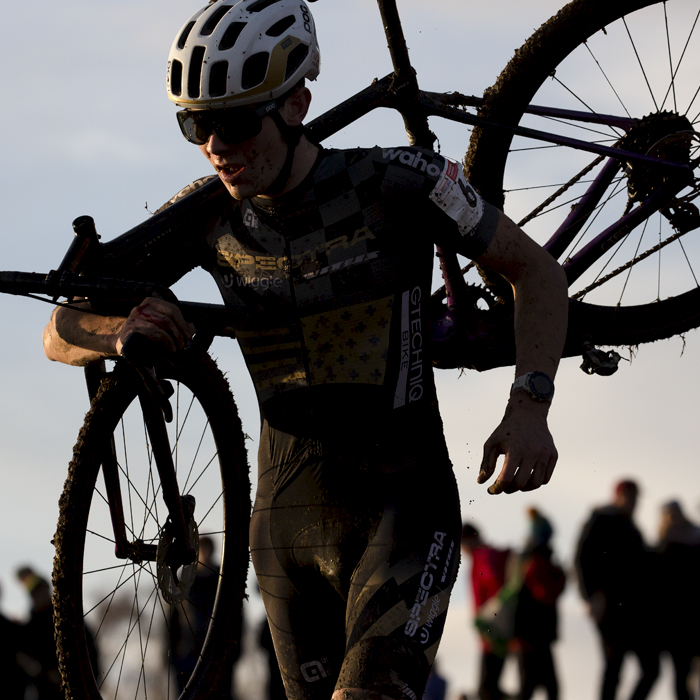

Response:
(53, 353), (250, 700)
(465, 0), (700, 347)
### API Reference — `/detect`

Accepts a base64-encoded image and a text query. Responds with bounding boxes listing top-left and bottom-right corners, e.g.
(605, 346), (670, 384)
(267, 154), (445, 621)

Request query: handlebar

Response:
(0, 269), (236, 346)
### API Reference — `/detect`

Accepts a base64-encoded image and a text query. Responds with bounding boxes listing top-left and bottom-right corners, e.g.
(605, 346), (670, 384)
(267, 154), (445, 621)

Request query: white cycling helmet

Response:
(167, 0), (321, 109)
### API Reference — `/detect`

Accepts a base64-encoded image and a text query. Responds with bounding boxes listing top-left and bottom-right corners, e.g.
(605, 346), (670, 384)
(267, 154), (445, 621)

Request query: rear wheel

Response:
(465, 0), (700, 346)
(53, 353), (250, 700)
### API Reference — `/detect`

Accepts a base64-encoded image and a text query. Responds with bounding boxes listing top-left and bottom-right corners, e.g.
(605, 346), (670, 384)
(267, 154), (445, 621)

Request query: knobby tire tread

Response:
(464, 0), (700, 348)
(52, 353), (250, 700)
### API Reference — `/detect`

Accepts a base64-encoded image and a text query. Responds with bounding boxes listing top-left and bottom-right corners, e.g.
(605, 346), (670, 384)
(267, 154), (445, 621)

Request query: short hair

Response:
(614, 479), (639, 497)
(461, 523), (479, 541)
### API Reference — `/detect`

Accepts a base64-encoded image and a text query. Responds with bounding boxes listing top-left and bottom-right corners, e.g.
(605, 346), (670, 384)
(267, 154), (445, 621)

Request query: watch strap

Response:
(511, 371), (555, 402)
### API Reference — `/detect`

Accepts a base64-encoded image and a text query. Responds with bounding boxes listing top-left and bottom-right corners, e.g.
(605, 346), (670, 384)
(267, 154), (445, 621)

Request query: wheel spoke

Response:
(466, 0), (700, 347)
(53, 356), (249, 700)
(623, 15), (659, 111)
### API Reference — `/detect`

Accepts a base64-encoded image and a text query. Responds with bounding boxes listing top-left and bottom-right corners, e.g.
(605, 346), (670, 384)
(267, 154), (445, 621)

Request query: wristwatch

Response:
(511, 371), (555, 402)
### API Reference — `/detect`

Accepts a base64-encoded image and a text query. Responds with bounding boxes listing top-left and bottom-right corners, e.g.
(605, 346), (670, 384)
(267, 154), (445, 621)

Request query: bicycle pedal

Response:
(580, 342), (623, 376)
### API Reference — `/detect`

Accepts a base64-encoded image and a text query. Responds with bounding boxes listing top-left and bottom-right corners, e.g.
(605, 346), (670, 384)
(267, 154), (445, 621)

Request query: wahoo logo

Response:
(382, 148), (442, 177)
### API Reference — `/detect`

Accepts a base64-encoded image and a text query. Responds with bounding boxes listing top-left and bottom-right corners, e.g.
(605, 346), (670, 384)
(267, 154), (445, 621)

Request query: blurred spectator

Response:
(259, 616), (286, 700)
(513, 508), (566, 700)
(169, 536), (239, 698)
(461, 522), (513, 700)
(423, 660), (448, 700)
(655, 500), (700, 700)
(0, 581), (26, 699)
(16, 566), (62, 700)
(574, 480), (660, 700)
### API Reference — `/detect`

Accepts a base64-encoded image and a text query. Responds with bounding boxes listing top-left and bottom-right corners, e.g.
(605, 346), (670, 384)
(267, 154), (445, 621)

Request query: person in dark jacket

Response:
(16, 567), (62, 700)
(574, 480), (660, 700)
(654, 500), (700, 700)
(169, 537), (238, 698)
(0, 582), (26, 699)
(513, 508), (566, 700)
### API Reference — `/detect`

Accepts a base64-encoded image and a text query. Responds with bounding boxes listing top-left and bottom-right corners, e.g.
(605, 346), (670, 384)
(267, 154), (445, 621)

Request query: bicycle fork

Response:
(85, 363), (197, 570)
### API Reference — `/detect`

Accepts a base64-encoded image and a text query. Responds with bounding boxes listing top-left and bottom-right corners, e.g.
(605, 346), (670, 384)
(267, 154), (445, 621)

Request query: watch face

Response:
(529, 372), (554, 399)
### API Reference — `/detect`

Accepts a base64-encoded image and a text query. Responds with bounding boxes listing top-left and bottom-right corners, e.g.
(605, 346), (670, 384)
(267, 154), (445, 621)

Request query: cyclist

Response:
(42, 2), (568, 700)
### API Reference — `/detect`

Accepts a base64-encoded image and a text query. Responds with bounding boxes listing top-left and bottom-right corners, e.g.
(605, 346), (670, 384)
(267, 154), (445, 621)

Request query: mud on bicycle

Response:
(1, 0), (699, 698)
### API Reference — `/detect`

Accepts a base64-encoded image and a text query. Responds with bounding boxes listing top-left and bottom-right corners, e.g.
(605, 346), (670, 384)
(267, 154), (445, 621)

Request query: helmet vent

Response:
(241, 52), (269, 89)
(170, 60), (183, 97)
(201, 5), (233, 36)
(188, 46), (206, 98)
(177, 21), (196, 50)
(209, 61), (229, 97)
(247, 0), (284, 13)
(285, 43), (309, 80)
(219, 21), (246, 50)
(266, 15), (295, 37)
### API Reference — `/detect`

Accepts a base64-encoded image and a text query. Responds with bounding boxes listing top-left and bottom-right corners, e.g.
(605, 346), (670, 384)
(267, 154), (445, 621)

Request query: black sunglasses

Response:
(177, 99), (279, 146)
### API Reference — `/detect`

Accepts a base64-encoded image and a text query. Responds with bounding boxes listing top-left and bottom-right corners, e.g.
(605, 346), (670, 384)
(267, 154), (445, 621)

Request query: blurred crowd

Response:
(0, 539), (284, 700)
(3, 480), (699, 700)
(457, 479), (700, 700)
(1, 567), (62, 699)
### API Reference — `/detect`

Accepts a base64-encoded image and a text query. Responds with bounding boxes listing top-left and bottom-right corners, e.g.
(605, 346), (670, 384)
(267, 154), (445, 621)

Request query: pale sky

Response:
(1, 2), (698, 699)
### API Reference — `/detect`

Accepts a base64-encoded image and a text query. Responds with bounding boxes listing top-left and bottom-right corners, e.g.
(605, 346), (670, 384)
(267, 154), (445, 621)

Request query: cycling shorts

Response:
(249, 420), (461, 700)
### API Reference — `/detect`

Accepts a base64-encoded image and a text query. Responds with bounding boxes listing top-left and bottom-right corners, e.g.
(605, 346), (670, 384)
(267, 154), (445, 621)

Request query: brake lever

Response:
(132, 363), (175, 423)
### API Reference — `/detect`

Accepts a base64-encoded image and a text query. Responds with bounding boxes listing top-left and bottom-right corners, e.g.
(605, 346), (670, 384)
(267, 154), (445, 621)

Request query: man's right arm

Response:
(43, 298), (194, 366)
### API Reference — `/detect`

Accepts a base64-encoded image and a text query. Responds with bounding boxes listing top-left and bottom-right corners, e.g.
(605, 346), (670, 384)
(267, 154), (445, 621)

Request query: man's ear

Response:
(281, 87), (312, 127)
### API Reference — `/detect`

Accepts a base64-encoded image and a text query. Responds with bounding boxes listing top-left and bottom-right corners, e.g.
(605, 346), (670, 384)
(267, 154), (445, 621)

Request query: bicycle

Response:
(306, 0), (700, 373)
(0, 0), (698, 698)
(4, 220), (252, 699)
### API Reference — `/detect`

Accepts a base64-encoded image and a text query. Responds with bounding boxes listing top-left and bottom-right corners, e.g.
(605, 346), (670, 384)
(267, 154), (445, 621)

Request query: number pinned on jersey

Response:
(428, 158), (485, 239)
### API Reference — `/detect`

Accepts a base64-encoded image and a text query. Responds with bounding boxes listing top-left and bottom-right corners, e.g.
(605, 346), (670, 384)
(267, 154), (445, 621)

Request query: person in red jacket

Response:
(461, 523), (513, 700)
(513, 508), (566, 700)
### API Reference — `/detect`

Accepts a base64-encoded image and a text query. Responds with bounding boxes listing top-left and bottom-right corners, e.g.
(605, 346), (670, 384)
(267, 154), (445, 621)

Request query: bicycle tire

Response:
(52, 352), (250, 700)
(465, 0), (700, 347)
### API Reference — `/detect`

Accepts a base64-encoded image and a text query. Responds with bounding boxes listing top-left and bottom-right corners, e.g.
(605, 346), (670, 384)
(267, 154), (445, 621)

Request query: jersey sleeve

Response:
(427, 157), (499, 258)
(375, 147), (499, 260)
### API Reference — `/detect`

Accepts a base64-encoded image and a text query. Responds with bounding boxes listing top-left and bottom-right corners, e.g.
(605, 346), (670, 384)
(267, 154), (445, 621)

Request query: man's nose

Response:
(206, 131), (231, 156)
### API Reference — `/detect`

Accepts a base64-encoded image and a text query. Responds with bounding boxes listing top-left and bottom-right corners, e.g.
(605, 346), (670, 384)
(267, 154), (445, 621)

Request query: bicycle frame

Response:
(0, 0), (696, 573)
(306, 0), (696, 311)
(84, 360), (199, 566)
(0, 214), (235, 571)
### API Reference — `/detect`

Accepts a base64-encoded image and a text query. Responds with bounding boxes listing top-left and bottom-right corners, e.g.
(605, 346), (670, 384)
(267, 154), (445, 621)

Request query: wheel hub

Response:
(156, 518), (199, 604)
(620, 111), (695, 205)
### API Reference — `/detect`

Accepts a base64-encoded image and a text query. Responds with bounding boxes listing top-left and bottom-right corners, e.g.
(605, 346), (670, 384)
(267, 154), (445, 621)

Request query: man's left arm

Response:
(473, 210), (568, 494)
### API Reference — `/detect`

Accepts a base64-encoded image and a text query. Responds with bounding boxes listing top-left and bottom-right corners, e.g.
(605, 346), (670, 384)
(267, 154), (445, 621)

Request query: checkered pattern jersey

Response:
(97, 146), (498, 450)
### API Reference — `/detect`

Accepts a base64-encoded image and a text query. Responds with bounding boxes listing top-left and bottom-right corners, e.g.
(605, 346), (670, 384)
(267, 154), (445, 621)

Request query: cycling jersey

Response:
(98, 145), (499, 700)
(203, 147), (497, 468)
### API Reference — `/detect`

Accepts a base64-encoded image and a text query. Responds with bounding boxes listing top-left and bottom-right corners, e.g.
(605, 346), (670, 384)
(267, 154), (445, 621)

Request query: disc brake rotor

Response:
(156, 519), (199, 604)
